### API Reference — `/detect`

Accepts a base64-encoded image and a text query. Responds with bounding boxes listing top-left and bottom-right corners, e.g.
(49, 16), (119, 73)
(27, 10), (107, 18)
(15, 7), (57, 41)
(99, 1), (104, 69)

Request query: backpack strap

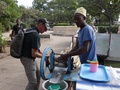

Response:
(24, 30), (37, 34)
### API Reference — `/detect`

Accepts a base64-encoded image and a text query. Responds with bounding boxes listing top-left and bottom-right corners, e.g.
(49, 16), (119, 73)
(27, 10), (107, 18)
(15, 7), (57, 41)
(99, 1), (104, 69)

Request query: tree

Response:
(51, 0), (77, 24)
(32, 0), (78, 25)
(0, 0), (22, 31)
(19, 6), (42, 27)
(32, 0), (48, 12)
(78, 0), (120, 24)
(32, 0), (120, 25)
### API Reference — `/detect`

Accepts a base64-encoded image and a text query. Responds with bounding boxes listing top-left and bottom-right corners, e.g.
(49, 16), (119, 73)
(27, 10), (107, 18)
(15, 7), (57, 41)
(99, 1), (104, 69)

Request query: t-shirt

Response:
(12, 24), (22, 35)
(21, 27), (40, 59)
(77, 24), (97, 64)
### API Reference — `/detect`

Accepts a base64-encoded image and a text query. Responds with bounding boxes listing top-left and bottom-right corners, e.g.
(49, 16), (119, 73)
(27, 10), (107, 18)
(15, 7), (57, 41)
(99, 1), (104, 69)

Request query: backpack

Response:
(10, 29), (37, 58)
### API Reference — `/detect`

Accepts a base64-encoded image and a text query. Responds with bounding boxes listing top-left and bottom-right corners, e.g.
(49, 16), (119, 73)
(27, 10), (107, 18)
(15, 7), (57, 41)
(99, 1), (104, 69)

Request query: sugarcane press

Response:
(40, 47), (72, 81)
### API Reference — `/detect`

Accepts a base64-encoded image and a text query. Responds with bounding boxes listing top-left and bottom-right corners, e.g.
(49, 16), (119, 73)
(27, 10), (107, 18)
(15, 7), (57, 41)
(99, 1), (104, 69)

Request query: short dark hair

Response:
(16, 18), (21, 23)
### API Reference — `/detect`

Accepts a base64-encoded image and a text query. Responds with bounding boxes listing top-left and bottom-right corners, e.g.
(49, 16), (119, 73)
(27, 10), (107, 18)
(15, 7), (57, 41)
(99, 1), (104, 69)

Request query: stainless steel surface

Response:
(49, 66), (67, 84)
(49, 70), (66, 84)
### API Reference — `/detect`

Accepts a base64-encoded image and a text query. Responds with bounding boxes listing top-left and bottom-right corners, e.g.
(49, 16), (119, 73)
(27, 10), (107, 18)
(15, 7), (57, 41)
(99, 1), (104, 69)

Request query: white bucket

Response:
(42, 80), (68, 90)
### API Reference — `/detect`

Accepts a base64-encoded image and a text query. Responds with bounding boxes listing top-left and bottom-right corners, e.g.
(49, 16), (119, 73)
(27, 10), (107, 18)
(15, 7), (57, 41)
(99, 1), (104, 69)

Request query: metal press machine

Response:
(40, 47), (78, 89)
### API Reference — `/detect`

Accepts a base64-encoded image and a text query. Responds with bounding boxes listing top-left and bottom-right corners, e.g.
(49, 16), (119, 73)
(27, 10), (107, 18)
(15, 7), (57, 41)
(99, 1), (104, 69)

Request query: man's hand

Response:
(60, 54), (68, 60)
(46, 54), (50, 60)
(55, 55), (68, 63)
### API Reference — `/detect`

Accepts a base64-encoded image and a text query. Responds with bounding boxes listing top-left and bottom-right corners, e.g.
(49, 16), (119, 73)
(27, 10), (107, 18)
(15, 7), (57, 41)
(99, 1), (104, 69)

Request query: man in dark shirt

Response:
(20, 18), (49, 90)
(10, 18), (22, 40)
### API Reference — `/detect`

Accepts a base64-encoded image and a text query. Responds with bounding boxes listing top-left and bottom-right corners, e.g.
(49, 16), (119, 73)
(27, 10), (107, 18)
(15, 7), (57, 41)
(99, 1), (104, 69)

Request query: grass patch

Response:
(104, 60), (120, 68)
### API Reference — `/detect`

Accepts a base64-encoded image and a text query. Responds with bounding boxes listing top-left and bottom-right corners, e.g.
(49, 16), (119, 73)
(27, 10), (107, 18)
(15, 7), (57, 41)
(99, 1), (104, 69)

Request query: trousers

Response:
(20, 57), (40, 90)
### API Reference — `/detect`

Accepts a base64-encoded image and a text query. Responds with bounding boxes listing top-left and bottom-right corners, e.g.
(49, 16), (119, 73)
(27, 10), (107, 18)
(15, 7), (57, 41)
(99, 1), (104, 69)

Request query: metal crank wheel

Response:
(40, 47), (54, 80)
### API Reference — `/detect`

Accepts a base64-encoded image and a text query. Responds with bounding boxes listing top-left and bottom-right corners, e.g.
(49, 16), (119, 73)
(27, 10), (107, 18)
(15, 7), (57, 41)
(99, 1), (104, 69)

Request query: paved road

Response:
(0, 34), (72, 90)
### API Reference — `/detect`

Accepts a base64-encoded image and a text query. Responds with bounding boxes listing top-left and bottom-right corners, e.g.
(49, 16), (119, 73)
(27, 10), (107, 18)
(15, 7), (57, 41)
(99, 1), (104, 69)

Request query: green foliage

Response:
(98, 26), (118, 33)
(86, 17), (91, 24)
(5, 24), (11, 31)
(0, 0), (22, 31)
(33, 0), (77, 25)
(53, 23), (70, 26)
(0, 0), (7, 17)
(111, 26), (118, 33)
(98, 26), (108, 33)
(9, 22), (16, 30)
(0, 23), (7, 53)
(0, 37), (8, 53)
(105, 61), (120, 68)
(19, 6), (41, 28)
(95, 23), (109, 26)
(30, 23), (36, 27)
(78, 0), (120, 24)
(21, 22), (29, 29)
(33, 0), (47, 12)
(32, 0), (120, 26)
(0, 23), (2, 33)
(0, 0), (120, 32)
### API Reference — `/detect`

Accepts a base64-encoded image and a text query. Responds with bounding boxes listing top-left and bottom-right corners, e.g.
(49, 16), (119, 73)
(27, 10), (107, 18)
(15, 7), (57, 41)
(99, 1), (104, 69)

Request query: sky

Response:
(17, 0), (34, 7)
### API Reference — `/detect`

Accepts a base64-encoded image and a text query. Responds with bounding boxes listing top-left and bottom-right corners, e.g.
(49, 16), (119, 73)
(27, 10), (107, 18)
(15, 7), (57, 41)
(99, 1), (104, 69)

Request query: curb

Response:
(40, 34), (50, 38)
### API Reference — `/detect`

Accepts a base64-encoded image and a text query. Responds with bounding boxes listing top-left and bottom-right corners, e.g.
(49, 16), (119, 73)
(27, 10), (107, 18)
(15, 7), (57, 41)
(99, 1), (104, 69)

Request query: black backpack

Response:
(10, 29), (37, 58)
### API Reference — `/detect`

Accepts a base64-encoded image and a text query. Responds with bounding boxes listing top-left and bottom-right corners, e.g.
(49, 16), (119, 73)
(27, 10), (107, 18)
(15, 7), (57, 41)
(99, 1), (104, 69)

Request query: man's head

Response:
(74, 7), (86, 27)
(36, 18), (48, 33)
(16, 18), (21, 25)
(90, 22), (94, 26)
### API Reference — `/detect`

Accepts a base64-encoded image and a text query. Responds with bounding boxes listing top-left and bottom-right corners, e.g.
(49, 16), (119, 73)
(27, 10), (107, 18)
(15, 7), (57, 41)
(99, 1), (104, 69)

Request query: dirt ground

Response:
(0, 35), (72, 90)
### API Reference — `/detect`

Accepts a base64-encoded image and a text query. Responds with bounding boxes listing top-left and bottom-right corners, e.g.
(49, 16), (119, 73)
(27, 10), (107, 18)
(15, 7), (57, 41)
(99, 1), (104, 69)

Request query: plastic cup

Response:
(90, 61), (98, 72)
